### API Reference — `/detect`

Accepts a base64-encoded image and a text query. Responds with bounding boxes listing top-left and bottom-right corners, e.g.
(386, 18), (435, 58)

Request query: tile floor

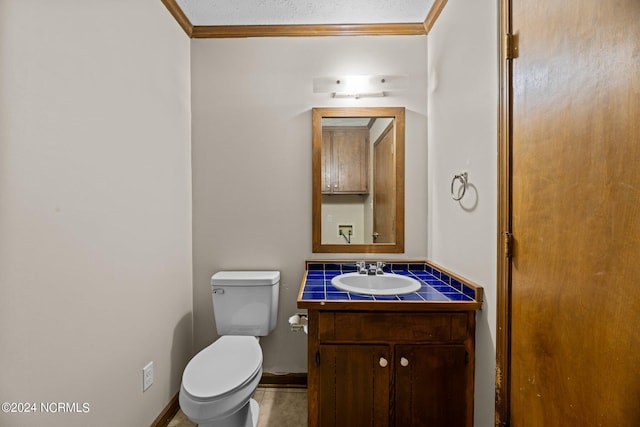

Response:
(168, 387), (308, 427)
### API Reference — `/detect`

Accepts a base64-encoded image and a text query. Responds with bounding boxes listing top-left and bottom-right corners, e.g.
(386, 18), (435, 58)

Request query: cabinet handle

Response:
(379, 357), (388, 368)
(400, 357), (409, 367)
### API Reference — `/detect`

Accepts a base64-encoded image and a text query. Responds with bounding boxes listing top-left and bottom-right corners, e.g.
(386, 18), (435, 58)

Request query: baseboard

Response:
(150, 392), (180, 427)
(260, 372), (308, 388)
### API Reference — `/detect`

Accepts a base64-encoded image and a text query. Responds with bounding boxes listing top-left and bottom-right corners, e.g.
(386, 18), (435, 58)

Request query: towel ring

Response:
(450, 172), (468, 201)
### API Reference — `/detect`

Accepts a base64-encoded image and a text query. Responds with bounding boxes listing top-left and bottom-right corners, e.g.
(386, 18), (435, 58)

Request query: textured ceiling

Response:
(175, 0), (434, 27)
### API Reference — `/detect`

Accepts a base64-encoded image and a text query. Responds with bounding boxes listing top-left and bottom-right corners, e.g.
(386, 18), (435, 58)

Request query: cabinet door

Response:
(395, 345), (469, 427)
(321, 128), (369, 194)
(318, 344), (390, 427)
(331, 129), (369, 193)
(322, 130), (333, 193)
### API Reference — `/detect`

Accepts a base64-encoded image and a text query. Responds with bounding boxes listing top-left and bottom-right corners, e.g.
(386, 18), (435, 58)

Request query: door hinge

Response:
(505, 33), (518, 60)
(465, 351), (470, 366)
(315, 350), (320, 367)
(503, 232), (513, 258)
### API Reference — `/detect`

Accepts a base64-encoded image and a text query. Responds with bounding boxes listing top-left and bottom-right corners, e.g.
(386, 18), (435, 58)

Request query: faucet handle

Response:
(376, 261), (386, 274)
(356, 260), (367, 274)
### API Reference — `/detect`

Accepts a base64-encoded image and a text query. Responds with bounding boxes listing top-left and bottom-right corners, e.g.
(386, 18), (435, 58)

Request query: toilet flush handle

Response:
(212, 288), (225, 294)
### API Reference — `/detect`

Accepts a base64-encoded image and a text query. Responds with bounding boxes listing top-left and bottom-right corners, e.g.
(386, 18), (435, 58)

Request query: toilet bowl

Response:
(179, 336), (262, 427)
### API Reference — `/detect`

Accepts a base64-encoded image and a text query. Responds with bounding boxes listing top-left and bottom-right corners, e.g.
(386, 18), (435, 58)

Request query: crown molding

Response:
(162, 0), (446, 38)
(423, 0), (448, 33)
(192, 23), (426, 38)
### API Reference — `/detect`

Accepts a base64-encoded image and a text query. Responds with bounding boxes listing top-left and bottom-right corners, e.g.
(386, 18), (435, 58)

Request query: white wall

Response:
(321, 196), (366, 244)
(0, 1), (193, 426)
(191, 36), (429, 372)
(427, 1), (498, 426)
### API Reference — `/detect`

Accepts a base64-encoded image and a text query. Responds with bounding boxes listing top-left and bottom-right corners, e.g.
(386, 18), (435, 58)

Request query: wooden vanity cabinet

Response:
(307, 310), (476, 427)
(322, 127), (370, 194)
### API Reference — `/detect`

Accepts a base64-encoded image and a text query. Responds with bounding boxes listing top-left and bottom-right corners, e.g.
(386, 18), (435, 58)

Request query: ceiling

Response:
(175, 0), (435, 27)
(162, 0), (444, 38)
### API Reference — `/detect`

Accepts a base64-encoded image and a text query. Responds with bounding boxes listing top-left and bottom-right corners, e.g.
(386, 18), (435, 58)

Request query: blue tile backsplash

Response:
(301, 262), (478, 302)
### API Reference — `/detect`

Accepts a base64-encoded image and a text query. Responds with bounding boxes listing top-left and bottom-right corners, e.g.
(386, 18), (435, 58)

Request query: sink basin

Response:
(331, 272), (421, 296)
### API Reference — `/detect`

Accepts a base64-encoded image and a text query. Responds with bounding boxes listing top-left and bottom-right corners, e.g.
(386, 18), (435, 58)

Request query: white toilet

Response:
(179, 271), (280, 427)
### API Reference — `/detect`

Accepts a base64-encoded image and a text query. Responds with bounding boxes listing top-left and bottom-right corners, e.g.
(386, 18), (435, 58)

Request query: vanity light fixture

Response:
(313, 75), (408, 99)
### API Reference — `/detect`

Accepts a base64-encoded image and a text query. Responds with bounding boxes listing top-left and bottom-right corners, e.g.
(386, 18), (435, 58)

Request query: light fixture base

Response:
(313, 75), (407, 99)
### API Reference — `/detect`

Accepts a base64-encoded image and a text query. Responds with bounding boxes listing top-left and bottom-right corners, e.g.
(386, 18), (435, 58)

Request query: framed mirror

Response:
(312, 107), (405, 253)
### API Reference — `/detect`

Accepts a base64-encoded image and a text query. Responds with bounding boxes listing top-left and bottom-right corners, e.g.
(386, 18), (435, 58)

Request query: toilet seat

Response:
(182, 336), (262, 401)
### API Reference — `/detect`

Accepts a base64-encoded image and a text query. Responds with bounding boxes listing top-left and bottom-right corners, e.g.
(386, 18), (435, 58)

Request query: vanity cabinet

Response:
(322, 127), (369, 194)
(307, 310), (475, 427)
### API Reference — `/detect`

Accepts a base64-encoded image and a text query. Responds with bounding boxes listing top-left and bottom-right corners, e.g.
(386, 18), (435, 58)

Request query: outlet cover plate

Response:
(143, 362), (153, 392)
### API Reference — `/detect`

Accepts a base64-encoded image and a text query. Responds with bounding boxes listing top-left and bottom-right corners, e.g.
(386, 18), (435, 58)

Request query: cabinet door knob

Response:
(400, 357), (409, 367)
(379, 357), (388, 368)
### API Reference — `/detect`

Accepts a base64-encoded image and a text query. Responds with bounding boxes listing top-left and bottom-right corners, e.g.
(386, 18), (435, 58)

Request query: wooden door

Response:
(505, 0), (640, 425)
(395, 345), (469, 427)
(373, 125), (395, 243)
(318, 344), (390, 427)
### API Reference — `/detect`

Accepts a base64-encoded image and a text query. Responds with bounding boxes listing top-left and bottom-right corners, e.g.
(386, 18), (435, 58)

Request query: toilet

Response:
(179, 271), (280, 427)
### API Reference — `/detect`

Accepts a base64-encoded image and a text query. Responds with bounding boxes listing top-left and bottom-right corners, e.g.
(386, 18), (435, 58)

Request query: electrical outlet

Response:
(143, 362), (153, 392)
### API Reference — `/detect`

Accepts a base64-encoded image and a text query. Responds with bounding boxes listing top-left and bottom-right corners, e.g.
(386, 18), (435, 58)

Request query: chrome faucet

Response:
(357, 261), (385, 275)
(367, 264), (378, 275)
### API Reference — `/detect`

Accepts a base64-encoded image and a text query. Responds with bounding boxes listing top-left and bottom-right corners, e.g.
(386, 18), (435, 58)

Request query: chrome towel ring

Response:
(450, 172), (468, 201)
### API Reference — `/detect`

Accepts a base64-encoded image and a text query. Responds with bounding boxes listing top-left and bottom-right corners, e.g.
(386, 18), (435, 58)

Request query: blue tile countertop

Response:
(297, 261), (483, 310)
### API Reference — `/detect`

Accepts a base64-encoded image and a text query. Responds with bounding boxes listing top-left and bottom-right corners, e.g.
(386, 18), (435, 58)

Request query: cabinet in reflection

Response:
(322, 127), (370, 194)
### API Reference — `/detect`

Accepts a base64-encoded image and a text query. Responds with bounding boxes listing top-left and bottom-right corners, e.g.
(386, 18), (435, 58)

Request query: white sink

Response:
(331, 272), (421, 296)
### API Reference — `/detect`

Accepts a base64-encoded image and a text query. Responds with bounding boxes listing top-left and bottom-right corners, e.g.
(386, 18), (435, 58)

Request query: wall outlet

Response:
(143, 362), (154, 392)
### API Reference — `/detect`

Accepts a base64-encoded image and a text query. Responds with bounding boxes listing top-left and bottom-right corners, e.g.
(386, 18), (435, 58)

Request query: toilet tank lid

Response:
(211, 271), (280, 286)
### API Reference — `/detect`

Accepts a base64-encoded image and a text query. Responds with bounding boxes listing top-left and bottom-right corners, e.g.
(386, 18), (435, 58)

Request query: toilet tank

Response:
(211, 271), (280, 336)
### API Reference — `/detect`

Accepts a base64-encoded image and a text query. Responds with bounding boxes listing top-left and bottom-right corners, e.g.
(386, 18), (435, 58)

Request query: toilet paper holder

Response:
(288, 313), (308, 333)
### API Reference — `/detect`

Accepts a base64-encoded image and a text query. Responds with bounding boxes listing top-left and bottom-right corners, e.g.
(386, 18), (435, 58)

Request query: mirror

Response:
(312, 107), (405, 253)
